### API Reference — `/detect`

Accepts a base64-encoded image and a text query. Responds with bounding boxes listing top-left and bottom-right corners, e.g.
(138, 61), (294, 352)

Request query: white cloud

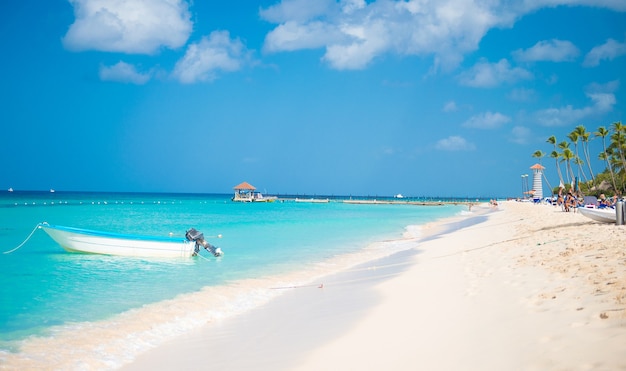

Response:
(341, 0), (367, 14)
(458, 59), (533, 88)
(263, 21), (343, 52)
(443, 101), (458, 112)
(261, 0), (502, 70)
(535, 81), (618, 126)
(260, 0), (336, 23)
(512, 39), (579, 62)
(587, 79), (620, 95)
(587, 92), (617, 112)
(435, 136), (476, 151)
(514, 0), (626, 13)
(172, 31), (250, 84)
(583, 38), (626, 67)
(380, 146), (396, 155)
(99, 61), (151, 84)
(63, 0), (192, 54)
(535, 105), (591, 127)
(508, 88), (536, 102)
(510, 126), (531, 145)
(462, 111), (511, 129)
(260, 0), (624, 71)
(322, 21), (391, 69)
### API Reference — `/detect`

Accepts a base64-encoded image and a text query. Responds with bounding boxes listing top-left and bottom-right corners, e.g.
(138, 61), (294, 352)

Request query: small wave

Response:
(0, 232), (422, 370)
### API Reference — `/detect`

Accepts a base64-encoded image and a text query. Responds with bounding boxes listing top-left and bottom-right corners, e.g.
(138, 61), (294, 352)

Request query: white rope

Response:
(195, 252), (213, 262)
(3, 224), (40, 254)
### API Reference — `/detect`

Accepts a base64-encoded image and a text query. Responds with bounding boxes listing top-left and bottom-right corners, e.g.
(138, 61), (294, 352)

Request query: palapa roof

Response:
(233, 181), (256, 190)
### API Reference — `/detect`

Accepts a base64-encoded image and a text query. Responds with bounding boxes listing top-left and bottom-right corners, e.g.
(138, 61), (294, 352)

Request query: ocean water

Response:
(0, 191), (467, 368)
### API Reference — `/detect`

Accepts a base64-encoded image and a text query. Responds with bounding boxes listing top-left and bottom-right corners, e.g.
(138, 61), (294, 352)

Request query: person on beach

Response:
(564, 192), (576, 212)
(599, 194), (610, 208)
(556, 186), (565, 209)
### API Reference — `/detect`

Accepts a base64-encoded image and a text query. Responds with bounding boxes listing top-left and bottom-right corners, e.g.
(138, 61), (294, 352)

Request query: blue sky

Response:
(1, 1), (625, 198)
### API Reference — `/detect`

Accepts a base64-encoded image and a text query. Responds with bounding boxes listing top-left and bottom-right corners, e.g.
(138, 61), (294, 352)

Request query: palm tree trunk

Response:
(583, 142), (595, 185)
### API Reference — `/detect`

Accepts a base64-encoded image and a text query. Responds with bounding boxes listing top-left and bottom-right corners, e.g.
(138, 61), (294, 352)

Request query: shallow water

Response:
(0, 191), (467, 368)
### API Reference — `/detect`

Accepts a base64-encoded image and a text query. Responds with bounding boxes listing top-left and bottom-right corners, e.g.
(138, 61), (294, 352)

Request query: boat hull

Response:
(578, 207), (616, 224)
(39, 224), (196, 258)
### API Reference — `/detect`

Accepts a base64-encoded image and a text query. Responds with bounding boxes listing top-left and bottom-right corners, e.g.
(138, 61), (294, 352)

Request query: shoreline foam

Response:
(0, 205), (467, 370)
(123, 201), (626, 371)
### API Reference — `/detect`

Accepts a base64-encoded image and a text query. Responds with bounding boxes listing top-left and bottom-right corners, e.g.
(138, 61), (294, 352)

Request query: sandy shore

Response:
(123, 201), (626, 371)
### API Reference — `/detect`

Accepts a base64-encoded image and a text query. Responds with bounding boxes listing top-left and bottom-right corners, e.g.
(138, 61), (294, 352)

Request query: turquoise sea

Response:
(0, 191), (469, 368)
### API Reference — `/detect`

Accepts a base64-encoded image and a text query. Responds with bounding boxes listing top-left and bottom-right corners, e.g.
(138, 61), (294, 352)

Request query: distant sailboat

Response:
(50, 189), (55, 193)
(8, 187), (13, 192)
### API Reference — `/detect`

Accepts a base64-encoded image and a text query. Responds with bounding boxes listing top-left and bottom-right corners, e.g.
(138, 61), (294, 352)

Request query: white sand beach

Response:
(123, 201), (626, 371)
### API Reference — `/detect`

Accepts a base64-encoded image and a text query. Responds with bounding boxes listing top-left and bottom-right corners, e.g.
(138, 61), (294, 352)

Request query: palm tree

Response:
(561, 148), (576, 188)
(573, 157), (586, 185)
(546, 136), (564, 186)
(595, 126), (618, 193)
(532, 150), (545, 163)
(575, 125), (595, 185)
(610, 154), (626, 194)
(558, 141), (572, 183)
(610, 121), (626, 178)
(549, 150), (561, 186)
(567, 130), (589, 183)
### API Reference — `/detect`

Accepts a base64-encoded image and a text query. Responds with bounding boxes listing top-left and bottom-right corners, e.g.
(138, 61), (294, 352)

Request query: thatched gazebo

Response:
(232, 181), (256, 202)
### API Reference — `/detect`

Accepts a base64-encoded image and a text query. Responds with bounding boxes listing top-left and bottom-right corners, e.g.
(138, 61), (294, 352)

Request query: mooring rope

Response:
(3, 224), (40, 254)
(195, 252), (214, 262)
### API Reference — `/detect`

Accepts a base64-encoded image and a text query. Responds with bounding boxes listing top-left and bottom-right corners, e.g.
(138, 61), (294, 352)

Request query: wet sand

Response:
(123, 201), (626, 370)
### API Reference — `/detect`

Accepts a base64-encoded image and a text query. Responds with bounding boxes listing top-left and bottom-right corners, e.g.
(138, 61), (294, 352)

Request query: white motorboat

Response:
(578, 207), (617, 224)
(38, 223), (223, 258)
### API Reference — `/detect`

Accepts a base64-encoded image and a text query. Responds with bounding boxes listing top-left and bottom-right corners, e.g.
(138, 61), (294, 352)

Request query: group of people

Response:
(556, 190), (579, 212)
(556, 188), (618, 212)
(598, 193), (618, 208)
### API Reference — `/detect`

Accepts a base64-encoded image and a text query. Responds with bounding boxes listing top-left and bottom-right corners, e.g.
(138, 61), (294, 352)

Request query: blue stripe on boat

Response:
(38, 223), (185, 243)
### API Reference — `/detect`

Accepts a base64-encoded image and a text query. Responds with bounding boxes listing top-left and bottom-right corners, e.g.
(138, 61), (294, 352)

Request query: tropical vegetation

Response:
(534, 121), (625, 197)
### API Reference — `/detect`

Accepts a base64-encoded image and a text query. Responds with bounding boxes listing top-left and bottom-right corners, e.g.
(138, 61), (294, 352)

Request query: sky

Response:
(1, 0), (625, 198)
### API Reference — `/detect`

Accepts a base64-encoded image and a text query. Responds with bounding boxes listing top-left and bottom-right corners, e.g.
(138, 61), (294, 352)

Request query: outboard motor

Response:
(185, 228), (223, 257)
